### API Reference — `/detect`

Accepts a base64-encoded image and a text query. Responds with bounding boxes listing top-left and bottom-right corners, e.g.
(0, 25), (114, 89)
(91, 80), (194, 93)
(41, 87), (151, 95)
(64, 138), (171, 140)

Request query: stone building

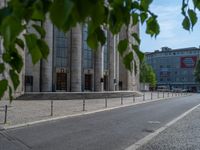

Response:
(24, 24), (140, 92)
(0, 1), (140, 97)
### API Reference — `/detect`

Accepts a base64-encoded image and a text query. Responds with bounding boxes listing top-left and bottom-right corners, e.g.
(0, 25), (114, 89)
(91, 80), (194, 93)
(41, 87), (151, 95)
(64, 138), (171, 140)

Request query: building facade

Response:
(146, 47), (200, 92)
(0, 0), (140, 96)
(24, 24), (140, 93)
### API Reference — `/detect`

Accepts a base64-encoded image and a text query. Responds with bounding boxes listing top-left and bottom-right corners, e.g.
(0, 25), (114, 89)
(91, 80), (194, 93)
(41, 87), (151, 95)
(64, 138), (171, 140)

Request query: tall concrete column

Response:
(70, 24), (82, 92)
(94, 46), (104, 91)
(115, 35), (120, 91)
(41, 19), (53, 92)
(118, 26), (129, 90)
(108, 33), (116, 91)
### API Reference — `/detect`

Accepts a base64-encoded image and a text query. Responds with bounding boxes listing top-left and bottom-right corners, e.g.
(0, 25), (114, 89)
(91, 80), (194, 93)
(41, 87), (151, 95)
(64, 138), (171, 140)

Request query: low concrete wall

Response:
(16, 91), (142, 100)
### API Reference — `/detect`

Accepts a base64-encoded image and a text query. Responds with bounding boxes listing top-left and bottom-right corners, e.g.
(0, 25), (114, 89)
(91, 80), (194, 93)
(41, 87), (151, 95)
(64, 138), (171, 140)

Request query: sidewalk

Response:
(138, 103), (200, 150)
(0, 92), (185, 129)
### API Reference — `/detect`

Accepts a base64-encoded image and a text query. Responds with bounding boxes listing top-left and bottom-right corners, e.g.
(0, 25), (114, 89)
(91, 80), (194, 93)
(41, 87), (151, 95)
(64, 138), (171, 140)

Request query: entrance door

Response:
(104, 75), (108, 91)
(85, 74), (92, 91)
(56, 73), (67, 91)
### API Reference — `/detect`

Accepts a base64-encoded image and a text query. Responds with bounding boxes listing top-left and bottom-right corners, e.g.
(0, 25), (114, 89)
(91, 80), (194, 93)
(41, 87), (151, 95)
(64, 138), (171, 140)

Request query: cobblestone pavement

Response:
(0, 92), (185, 128)
(138, 101), (200, 150)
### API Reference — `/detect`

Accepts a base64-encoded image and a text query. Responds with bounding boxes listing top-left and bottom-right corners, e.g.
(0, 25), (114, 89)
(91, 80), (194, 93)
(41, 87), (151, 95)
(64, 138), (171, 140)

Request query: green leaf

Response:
(132, 33), (141, 44)
(37, 39), (49, 59)
(10, 70), (20, 90)
(123, 52), (134, 71)
(0, 63), (5, 73)
(141, 0), (153, 11)
(132, 13), (139, 26)
(9, 50), (23, 73)
(96, 27), (106, 46)
(15, 38), (25, 49)
(0, 7), (11, 25)
(87, 33), (98, 49)
(2, 52), (11, 63)
(140, 12), (148, 24)
(24, 34), (42, 64)
(0, 16), (24, 50)
(193, 0), (200, 10)
(188, 9), (197, 28)
(182, 16), (190, 30)
(32, 24), (46, 38)
(50, 0), (74, 30)
(0, 79), (8, 100)
(118, 39), (128, 56)
(132, 44), (144, 62)
(146, 16), (160, 37)
(31, 1), (45, 21)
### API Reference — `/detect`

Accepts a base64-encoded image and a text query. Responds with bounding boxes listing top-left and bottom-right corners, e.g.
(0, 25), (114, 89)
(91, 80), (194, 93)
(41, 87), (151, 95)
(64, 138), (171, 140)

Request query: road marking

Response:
(3, 94), (189, 130)
(147, 121), (161, 124)
(125, 103), (200, 150)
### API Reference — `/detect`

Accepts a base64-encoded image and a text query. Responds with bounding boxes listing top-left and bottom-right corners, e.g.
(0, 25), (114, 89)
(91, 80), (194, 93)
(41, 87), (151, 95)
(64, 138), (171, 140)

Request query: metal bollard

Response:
(83, 98), (86, 111)
(172, 92), (173, 97)
(133, 95), (135, 102)
(143, 93), (145, 101)
(121, 95), (123, 105)
(168, 92), (169, 97)
(163, 92), (164, 98)
(151, 92), (153, 100)
(105, 96), (108, 108)
(4, 105), (8, 124)
(50, 100), (53, 116)
(157, 92), (159, 98)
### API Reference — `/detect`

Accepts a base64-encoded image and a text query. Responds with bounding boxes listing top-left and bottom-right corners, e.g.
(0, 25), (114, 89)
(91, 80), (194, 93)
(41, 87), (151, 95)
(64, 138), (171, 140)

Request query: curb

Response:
(2, 94), (190, 130)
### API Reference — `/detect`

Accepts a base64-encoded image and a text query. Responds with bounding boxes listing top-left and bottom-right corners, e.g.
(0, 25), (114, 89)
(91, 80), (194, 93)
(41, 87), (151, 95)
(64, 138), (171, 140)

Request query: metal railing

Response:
(1, 91), (189, 124)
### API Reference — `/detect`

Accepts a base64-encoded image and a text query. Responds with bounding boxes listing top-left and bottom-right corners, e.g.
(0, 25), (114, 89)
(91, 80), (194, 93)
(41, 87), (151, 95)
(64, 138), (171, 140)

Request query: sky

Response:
(140, 0), (200, 52)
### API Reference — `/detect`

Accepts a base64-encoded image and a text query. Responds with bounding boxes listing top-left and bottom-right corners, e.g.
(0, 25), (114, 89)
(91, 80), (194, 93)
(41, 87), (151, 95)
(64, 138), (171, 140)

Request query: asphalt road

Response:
(0, 94), (200, 150)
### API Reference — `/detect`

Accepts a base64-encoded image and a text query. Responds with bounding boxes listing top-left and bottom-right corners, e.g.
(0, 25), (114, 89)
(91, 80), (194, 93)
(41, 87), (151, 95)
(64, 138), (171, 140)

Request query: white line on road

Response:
(125, 103), (200, 150)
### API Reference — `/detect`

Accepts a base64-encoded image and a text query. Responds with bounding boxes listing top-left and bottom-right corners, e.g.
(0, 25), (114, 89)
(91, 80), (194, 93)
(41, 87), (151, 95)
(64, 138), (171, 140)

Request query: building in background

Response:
(145, 47), (200, 92)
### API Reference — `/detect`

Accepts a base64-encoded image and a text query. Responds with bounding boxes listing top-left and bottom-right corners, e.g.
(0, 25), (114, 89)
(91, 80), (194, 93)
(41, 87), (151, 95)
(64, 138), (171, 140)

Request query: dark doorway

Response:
(104, 75), (108, 91)
(56, 73), (67, 91)
(85, 74), (92, 91)
(25, 75), (33, 92)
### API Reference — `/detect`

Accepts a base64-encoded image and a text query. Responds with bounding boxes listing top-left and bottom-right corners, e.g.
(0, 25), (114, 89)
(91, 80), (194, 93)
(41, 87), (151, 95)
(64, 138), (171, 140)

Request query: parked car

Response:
(157, 86), (170, 92)
(171, 88), (182, 92)
(181, 89), (187, 92)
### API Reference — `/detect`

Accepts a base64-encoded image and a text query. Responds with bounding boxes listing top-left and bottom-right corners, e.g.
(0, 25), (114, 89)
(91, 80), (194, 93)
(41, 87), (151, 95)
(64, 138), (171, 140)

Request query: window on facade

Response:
(104, 31), (109, 70)
(54, 28), (68, 67)
(83, 25), (93, 69)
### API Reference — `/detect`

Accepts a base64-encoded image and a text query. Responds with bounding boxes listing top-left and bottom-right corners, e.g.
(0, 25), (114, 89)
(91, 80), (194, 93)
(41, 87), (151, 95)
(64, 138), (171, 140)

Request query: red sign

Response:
(180, 56), (197, 68)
